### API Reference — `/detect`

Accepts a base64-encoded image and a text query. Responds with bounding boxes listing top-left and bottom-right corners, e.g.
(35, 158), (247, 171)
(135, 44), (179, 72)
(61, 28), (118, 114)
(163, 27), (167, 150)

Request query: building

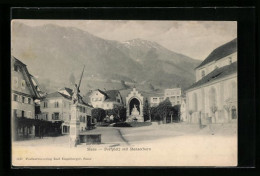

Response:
(150, 95), (165, 107)
(11, 56), (43, 139)
(40, 87), (93, 134)
(185, 38), (237, 124)
(150, 88), (182, 107)
(164, 88), (182, 106)
(88, 89), (123, 110)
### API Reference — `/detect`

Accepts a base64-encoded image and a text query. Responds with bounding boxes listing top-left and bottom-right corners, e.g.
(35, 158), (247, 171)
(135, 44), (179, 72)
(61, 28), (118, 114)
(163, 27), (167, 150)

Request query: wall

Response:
(186, 74), (237, 124)
(196, 52), (237, 81)
(12, 93), (35, 118)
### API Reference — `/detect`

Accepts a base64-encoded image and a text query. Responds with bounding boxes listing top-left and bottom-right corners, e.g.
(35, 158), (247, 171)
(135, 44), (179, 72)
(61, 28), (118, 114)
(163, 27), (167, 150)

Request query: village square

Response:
(12, 38), (237, 145)
(11, 21), (237, 166)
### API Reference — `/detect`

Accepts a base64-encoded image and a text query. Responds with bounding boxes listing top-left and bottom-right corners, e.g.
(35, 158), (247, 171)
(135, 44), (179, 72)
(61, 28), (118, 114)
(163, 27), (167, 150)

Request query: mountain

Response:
(11, 22), (200, 94)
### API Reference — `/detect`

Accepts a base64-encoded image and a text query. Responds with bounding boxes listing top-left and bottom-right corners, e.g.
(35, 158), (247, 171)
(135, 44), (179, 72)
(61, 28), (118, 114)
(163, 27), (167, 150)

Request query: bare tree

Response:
(188, 110), (193, 123)
(210, 105), (218, 123)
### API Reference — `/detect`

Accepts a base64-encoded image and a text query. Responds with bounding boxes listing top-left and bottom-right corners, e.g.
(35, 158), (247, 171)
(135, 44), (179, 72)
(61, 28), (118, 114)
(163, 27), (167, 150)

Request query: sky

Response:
(16, 20), (237, 60)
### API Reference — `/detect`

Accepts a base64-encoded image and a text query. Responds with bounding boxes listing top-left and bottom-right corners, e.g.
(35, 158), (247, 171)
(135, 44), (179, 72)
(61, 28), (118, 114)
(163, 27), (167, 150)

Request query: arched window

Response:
(209, 87), (217, 108)
(192, 93), (198, 111)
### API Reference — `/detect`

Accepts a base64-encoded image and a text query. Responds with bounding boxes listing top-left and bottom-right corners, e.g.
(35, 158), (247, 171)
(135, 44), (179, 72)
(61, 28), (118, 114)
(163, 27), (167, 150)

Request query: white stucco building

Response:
(150, 88), (182, 107)
(11, 56), (43, 139)
(186, 38), (237, 124)
(88, 89), (123, 110)
(40, 87), (93, 134)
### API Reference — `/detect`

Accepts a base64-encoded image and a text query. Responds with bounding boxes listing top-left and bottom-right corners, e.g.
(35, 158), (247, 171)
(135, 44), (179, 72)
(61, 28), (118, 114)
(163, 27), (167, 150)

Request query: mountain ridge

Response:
(11, 22), (200, 93)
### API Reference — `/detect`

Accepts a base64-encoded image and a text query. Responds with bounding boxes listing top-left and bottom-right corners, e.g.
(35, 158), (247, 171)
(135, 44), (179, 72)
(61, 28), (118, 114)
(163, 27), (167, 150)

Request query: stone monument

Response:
(131, 104), (140, 116)
(69, 66), (85, 147)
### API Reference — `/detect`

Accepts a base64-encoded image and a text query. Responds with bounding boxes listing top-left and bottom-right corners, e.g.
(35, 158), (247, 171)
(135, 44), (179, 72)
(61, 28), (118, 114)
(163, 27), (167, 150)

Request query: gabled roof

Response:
(104, 90), (120, 102)
(12, 56), (42, 99)
(89, 89), (122, 103)
(196, 38), (237, 69)
(45, 90), (93, 108)
(63, 87), (73, 96)
(46, 92), (71, 99)
(188, 62), (237, 90)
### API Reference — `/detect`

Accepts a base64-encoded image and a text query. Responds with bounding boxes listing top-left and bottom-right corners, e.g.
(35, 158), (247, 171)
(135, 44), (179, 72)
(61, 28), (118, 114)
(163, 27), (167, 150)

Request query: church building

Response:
(185, 38), (237, 124)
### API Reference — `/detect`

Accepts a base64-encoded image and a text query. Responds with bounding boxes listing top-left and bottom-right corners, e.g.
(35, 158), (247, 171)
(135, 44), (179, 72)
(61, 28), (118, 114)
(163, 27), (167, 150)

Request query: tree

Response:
(156, 98), (172, 124)
(69, 73), (76, 85)
(91, 108), (106, 123)
(188, 110), (193, 123)
(224, 102), (232, 122)
(172, 105), (181, 122)
(106, 105), (126, 122)
(210, 105), (218, 123)
(143, 98), (150, 121)
(150, 106), (158, 122)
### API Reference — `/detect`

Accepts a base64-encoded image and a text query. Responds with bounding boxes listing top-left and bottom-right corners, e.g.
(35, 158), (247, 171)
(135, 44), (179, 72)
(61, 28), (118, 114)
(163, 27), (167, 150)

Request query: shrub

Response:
(113, 122), (132, 127)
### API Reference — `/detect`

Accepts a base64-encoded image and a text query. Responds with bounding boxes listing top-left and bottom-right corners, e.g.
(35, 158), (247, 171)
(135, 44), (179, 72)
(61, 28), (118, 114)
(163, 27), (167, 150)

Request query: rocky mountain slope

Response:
(11, 22), (200, 93)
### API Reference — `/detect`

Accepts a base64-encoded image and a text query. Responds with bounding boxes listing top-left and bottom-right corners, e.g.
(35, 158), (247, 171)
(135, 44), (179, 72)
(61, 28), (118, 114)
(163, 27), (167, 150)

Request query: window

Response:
(13, 94), (18, 101)
(14, 65), (19, 72)
(46, 114), (48, 121)
(13, 77), (18, 88)
(52, 113), (59, 120)
(83, 107), (85, 113)
(201, 70), (205, 78)
(54, 101), (59, 108)
(28, 98), (31, 104)
(22, 96), (25, 103)
(43, 102), (48, 108)
(21, 80), (26, 89)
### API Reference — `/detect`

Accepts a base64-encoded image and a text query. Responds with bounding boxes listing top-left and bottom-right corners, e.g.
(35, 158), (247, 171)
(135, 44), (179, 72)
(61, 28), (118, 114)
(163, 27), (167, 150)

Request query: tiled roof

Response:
(45, 91), (93, 107)
(45, 92), (71, 99)
(12, 56), (42, 99)
(64, 87), (73, 96)
(188, 62), (237, 90)
(104, 90), (120, 102)
(196, 38), (237, 69)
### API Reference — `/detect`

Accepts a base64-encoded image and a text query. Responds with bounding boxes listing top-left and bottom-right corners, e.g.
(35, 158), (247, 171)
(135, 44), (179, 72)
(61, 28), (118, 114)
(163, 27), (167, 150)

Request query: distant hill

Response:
(11, 22), (200, 94)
